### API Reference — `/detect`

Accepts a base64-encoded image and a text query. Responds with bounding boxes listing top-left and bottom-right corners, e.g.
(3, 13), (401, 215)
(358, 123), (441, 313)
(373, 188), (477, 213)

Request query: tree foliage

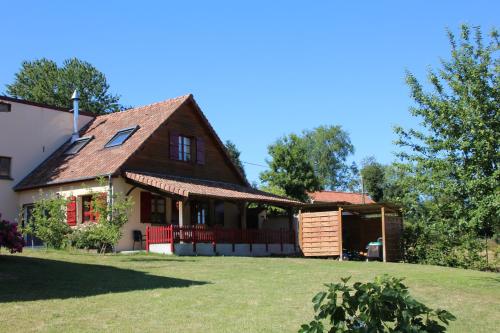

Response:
(302, 126), (358, 191)
(360, 157), (386, 202)
(225, 140), (247, 179)
(394, 25), (499, 269)
(6, 58), (123, 114)
(26, 192), (71, 249)
(260, 134), (321, 201)
(260, 126), (358, 201)
(299, 275), (455, 333)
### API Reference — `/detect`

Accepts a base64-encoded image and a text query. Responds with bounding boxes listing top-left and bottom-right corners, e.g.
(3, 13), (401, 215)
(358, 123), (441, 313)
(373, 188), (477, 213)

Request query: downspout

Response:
(108, 173), (115, 253)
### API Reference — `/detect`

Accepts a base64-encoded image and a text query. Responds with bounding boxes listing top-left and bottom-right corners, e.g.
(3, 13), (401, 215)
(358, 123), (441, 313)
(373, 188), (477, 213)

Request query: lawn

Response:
(0, 250), (498, 332)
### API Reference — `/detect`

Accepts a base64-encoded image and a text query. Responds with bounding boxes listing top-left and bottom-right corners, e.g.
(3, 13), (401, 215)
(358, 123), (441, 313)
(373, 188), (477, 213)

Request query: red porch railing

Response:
(146, 225), (295, 254)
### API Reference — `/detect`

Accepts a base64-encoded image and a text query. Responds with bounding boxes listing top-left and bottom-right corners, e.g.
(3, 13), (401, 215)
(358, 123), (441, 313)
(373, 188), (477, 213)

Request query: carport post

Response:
(381, 206), (387, 263)
(338, 207), (343, 261)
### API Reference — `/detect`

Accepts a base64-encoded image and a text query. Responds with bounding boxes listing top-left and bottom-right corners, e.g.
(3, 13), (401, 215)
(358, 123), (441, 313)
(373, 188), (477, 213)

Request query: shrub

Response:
(68, 182), (132, 253)
(25, 192), (71, 249)
(299, 275), (455, 333)
(0, 214), (24, 253)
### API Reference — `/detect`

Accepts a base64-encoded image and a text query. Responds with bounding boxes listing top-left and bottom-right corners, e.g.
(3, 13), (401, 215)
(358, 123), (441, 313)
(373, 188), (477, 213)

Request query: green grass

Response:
(1, 250), (498, 332)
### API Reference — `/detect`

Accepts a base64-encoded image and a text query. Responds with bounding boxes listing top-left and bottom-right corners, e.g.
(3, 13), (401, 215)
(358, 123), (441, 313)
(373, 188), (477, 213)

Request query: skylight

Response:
(105, 126), (138, 148)
(65, 136), (93, 155)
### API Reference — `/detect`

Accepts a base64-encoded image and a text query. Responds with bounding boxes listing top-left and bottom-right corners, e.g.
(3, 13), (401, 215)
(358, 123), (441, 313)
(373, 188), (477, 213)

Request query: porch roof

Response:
(123, 171), (302, 207)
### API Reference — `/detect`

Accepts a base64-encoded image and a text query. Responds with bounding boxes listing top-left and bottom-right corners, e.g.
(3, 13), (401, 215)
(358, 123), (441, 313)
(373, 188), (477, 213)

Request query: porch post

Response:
(287, 207), (294, 231)
(178, 200), (184, 226)
(381, 206), (387, 263)
(240, 202), (247, 229)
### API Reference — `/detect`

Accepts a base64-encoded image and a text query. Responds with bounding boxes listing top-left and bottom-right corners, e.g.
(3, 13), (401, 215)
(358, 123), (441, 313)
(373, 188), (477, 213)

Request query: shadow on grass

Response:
(0, 255), (208, 303)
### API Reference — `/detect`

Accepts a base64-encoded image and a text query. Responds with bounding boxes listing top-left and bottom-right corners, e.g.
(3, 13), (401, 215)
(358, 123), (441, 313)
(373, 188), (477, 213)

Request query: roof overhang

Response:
(123, 171), (302, 207)
(301, 202), (402, 215)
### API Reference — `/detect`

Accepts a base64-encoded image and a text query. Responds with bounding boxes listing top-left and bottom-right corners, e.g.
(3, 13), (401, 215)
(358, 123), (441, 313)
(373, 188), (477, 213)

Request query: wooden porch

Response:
(146, 225), (297, 256)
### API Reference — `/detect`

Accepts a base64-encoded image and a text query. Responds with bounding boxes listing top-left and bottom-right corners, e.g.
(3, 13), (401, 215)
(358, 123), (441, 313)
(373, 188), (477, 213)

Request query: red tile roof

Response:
(124, 171), (301, 206)
(308, 191), (374, 204)
(14, 95), (191, 190)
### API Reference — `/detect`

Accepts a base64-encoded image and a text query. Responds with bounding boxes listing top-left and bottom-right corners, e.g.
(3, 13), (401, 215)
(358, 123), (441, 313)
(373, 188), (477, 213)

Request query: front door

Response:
(22, 204), (43, 247)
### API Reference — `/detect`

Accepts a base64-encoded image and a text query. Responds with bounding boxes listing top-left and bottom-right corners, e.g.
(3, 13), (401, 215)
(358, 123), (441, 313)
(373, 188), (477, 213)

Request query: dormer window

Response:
(105, 126), (138, 148)
(65, 137), (93, 155)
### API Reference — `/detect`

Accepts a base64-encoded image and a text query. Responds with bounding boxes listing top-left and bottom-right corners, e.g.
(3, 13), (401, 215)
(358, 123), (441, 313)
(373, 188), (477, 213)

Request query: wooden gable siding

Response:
(123, 102), (245, 185)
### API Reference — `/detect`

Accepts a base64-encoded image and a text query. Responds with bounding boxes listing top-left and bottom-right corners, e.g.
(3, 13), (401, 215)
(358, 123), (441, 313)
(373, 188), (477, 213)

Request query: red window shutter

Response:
(196, 137), (205, 165)
(140, 191), (152, 223)
(67, 196), (77, 226)
(170, 132), (179, 160)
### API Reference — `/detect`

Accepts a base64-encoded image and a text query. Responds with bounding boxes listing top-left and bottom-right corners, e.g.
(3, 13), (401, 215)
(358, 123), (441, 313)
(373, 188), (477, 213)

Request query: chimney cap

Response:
(71, 89), (80, 100)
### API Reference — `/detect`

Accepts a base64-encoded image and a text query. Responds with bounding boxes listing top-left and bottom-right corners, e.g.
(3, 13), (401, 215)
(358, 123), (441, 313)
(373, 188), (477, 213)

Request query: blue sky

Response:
(1, 1), (498, 184)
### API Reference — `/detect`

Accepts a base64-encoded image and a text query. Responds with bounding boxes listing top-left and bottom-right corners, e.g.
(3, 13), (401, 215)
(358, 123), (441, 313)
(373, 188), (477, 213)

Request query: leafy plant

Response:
(25, 192), (71, 249)
(0, 214), (24, 253)
(299, 275), (455, 333)
(69, 180), (133, 253)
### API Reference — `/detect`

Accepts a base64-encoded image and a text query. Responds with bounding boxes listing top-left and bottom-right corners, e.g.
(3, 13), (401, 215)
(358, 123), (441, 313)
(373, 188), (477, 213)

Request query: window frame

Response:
(104, 126), (139, 148)
(0, 102), (11, 112)
(65, 136), (93, 155)
(0, 156), (12, 180)
(178, 135), (192, 162)
(81, 195), (97, 223)
(150, 195), (167, 225)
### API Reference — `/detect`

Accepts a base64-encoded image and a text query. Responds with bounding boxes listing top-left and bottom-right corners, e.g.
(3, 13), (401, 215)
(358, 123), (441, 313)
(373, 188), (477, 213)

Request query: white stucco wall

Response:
(0, 99), (93, 222)
(149, 242), (297, 256)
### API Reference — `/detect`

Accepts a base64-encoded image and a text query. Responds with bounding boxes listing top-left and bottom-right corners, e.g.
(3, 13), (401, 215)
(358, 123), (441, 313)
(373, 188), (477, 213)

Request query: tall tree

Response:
(360, 157), (385, 202)
(302, 125), (358, 191)
(6, 58), (122, 114)
(224, 140), (246, 179)
(260, 134), (321, 201)
(395, 25), (499, 268)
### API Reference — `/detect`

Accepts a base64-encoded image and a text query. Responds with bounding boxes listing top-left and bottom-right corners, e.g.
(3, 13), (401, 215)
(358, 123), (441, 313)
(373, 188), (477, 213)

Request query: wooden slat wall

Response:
(300, 211), (340, 257)
(124, 102), (245, 185)
(384, 215), (402, 262)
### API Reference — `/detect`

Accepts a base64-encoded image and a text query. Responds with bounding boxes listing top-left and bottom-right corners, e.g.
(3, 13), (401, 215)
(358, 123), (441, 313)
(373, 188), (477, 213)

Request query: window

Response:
(151, 195), (166, 224)
(105, 126), (138, 148)
(65, 136), (93, 155)
(0, 102), (11, 112)
(0, 156), (12, 179)
(82, 196), (95, 222)
(178, 136), (191, 161)
(191, 201), (209, 225)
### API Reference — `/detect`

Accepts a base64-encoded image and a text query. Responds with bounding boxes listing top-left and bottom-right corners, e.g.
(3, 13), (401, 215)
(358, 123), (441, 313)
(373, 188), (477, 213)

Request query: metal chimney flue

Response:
(71, 89), (80, 142)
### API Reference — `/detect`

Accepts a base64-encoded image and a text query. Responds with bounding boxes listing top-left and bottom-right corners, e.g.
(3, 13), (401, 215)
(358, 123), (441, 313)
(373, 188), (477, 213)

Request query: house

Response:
(3, 93), (300, 255)
(0, 96), (94, 223)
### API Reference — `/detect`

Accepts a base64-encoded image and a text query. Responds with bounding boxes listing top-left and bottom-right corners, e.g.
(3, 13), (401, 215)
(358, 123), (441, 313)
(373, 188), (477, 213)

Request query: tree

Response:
(225, 140), (246, 179)
(302, 125), (358, 191)
(26, 192), (71, 249)
(395, 25), (499, 268)
(360, 157), (385, 202)
(6, 58), (123, 114)
(260, 134), (321, 201)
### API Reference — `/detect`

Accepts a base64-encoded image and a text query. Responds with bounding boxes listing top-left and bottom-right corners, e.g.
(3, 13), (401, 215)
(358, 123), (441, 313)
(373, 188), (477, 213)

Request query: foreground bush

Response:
(25, 193), (70, 249)
(299, 275), (455, 333)
(0, 214), (24, 253)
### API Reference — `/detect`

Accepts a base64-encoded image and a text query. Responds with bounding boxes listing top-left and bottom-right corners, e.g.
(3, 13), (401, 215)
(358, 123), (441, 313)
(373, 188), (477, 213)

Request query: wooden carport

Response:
(299, 203), (403, 262)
